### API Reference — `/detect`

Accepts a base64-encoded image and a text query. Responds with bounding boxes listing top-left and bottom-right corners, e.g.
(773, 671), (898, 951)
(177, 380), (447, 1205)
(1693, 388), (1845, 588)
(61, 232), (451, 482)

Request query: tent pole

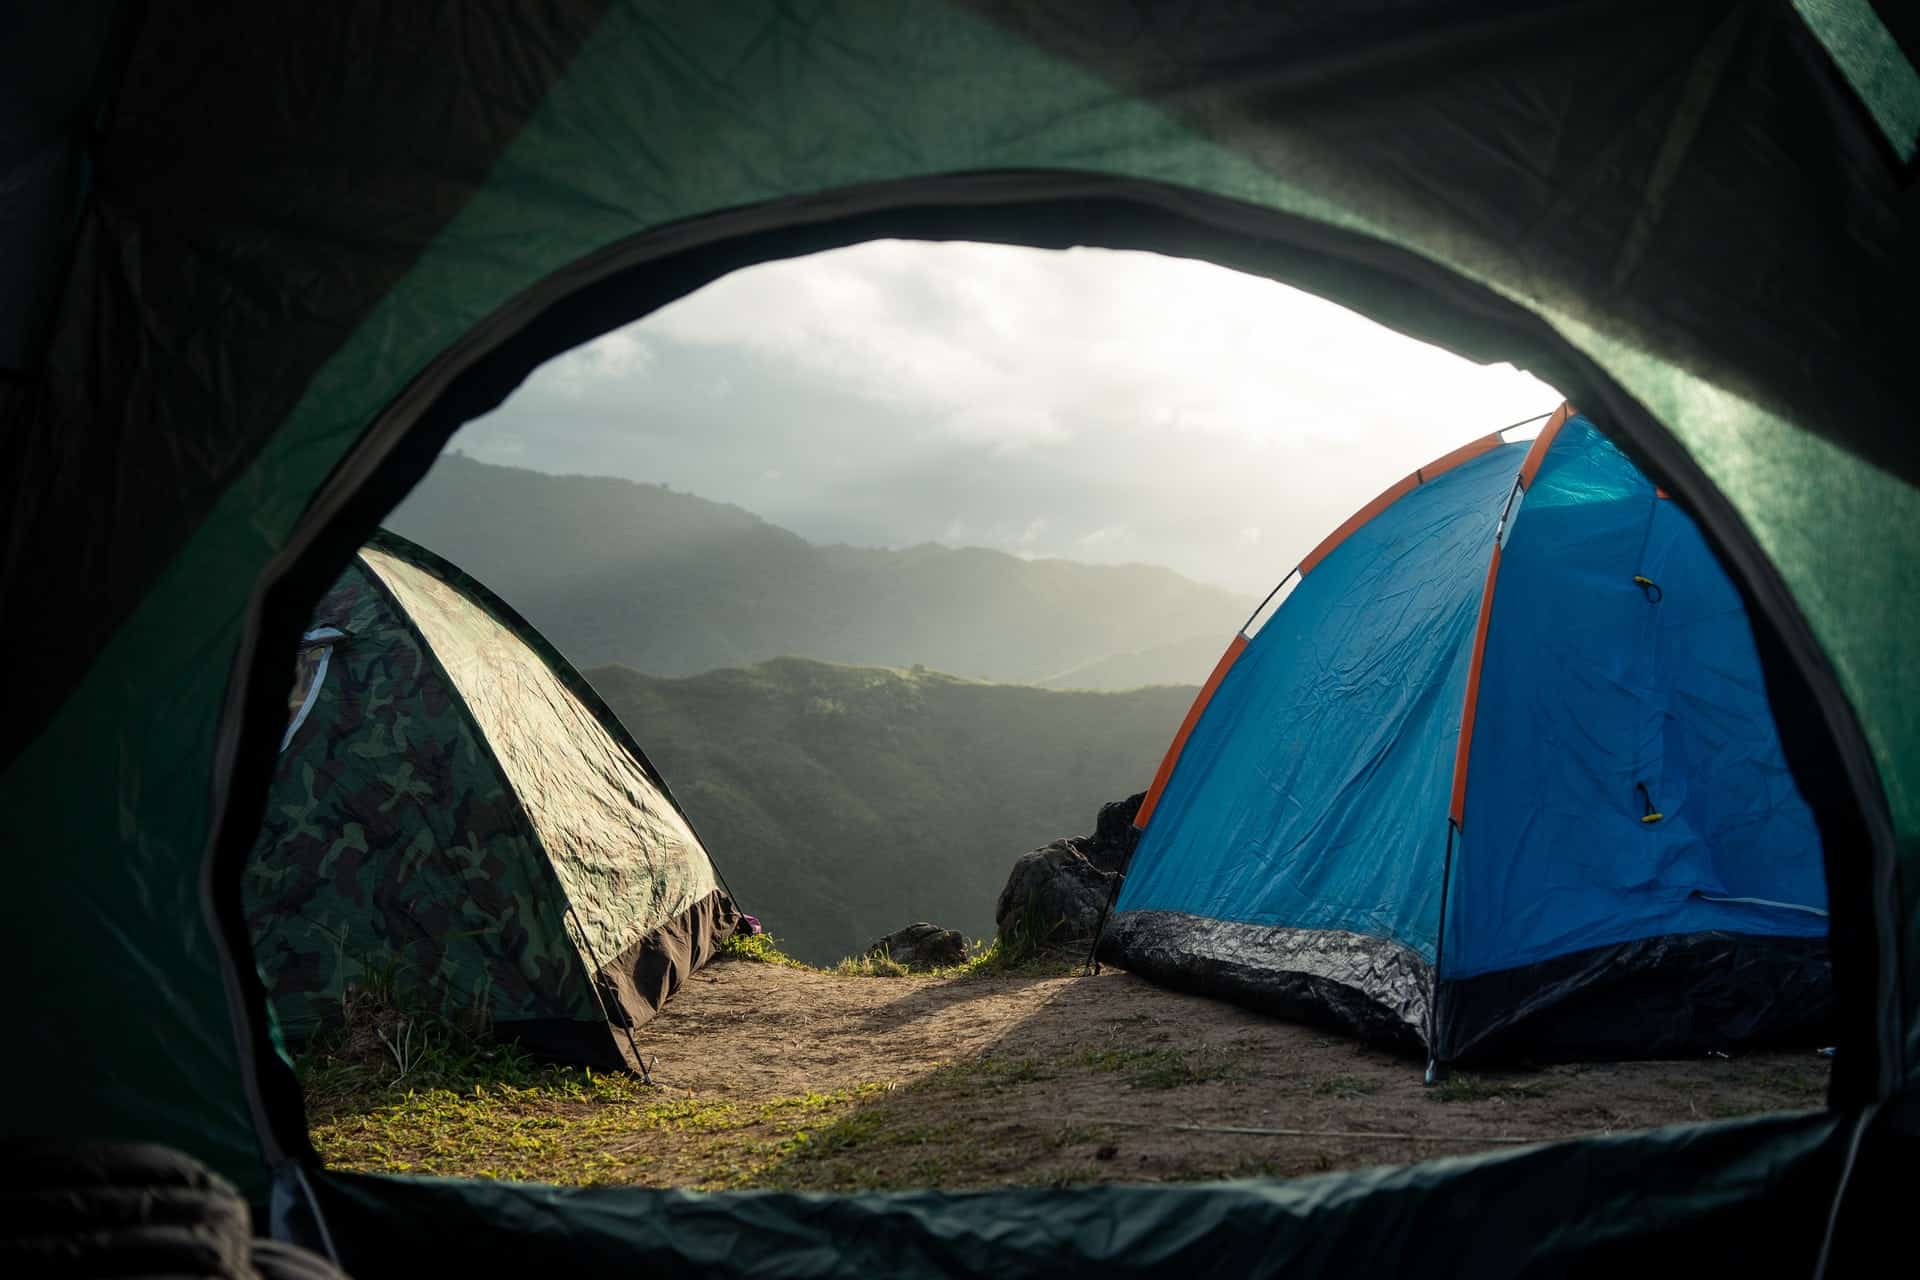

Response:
(1082, 832), (1144, 976)
(1425, 820), (1459, 1085)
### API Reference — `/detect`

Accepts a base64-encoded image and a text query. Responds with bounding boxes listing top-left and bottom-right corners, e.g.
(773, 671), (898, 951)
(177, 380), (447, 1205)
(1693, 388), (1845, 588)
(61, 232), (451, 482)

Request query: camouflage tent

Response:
(248, 530), (737, 1068)
(1, 2), (1915, 1276)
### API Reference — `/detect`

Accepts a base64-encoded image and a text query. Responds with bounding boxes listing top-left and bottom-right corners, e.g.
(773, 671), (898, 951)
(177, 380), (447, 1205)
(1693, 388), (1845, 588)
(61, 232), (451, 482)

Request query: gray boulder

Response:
(994, 792), (1145, 950)
(867, 922), (967, 969)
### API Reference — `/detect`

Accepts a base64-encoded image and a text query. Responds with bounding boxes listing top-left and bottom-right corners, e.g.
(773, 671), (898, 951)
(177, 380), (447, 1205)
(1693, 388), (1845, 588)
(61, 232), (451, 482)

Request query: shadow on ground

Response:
(304, 957), (1832, 1191)
(717, 964), (1831, 1192)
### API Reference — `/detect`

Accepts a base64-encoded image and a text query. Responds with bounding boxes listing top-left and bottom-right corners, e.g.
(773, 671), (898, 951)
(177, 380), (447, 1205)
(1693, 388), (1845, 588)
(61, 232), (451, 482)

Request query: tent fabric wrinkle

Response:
(1118, 440), (1526, 966)
(246, 530), (735, 1066)
(0, 2), (1910, 1269)
(1111, 411), (1830, 1065)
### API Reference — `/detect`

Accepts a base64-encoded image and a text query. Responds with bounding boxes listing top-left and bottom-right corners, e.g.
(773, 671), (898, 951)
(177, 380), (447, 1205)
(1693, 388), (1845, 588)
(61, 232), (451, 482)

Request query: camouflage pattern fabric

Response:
(244, 558), (598, 1035)
(361, 547), (720, 971)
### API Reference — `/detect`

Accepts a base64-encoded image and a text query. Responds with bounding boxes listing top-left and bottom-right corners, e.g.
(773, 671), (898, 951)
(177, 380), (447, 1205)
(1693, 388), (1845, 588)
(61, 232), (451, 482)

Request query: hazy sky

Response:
(447, 241), (1558, 594)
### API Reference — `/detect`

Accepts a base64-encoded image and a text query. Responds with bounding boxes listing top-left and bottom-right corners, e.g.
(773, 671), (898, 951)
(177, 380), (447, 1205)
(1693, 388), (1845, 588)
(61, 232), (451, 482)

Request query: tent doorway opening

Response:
(240, 239), (1840, 1192)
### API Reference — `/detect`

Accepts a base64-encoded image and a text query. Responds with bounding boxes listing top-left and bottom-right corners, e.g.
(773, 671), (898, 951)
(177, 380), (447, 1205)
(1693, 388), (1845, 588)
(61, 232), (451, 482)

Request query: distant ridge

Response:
(1037, 633), (1233, 691)
(386, 453), (1248, 686)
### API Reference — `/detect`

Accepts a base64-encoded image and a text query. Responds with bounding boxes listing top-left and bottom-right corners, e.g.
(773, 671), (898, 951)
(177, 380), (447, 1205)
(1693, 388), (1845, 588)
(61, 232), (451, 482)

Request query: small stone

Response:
(866, 922), (967, 970)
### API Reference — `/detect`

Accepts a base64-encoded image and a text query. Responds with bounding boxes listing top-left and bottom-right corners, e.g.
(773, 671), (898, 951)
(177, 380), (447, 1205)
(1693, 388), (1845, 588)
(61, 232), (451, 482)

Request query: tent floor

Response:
(305, 958), (1834, 1190)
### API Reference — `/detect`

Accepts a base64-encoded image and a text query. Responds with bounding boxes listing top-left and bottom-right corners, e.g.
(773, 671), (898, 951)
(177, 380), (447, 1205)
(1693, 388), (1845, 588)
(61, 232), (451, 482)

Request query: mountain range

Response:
(386, 453), (1247, 688)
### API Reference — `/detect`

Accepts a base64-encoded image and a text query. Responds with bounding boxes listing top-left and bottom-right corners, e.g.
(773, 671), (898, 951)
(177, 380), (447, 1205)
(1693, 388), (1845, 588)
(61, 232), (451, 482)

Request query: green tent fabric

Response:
(247, 531), (737, 1069)
(1, 1), (1914, 1273)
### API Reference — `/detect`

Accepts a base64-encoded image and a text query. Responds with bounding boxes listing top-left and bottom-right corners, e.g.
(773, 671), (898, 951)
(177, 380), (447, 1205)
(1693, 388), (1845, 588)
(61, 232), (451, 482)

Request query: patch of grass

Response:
(1081, 1044), (1245, 1090)
(745, 1094), (1009, 1194)
(1426, 1073), (1554, 1104)
(721, 929), (1075, 981)
(891, 1053), (1064, 1101)
(955, 935), (1081, 979)
(954, 935), (1024, 976)
(311, 1073), (892, 1186)
(1081, 1046), (1163, 1074)
(787, 1111), (969, 1162)
(292, 946), (550, 1117)
(972, 1054), (1061, 1086)
(1306, 1073), (1380, 1100)
(834, 951), (911, 977)
(715, 931), (810, 969)
(995, 893), (1062, 965)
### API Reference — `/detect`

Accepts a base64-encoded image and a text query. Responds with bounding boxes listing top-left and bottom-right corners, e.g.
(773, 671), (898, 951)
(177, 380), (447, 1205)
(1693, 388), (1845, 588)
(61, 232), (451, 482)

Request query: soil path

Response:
(624, 958), (1830, 1189)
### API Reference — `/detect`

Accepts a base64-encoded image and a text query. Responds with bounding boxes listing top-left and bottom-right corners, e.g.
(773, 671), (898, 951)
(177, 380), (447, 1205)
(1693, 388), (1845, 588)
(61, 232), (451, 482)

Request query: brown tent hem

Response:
(594, 887), (742, 1042)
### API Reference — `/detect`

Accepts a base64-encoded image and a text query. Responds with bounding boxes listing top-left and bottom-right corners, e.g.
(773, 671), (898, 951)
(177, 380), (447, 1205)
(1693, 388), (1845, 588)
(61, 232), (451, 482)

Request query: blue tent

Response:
(1104, 406), (1830, 1068)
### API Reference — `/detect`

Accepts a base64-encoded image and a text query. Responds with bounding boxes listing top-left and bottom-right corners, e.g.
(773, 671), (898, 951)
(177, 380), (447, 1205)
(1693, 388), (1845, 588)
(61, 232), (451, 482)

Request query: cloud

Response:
(542, 329), (653, 397)
(447, 241), (1559, 592)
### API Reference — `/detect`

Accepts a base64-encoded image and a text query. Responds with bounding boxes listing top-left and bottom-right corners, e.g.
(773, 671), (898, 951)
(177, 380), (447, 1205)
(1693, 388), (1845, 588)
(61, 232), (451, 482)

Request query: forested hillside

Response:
(588, 658), (1196, 963)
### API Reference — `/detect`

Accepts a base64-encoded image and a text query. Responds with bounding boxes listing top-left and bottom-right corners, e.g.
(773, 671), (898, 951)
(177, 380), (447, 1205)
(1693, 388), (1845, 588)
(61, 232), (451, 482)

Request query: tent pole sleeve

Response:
(1238, 567), (1299, 636)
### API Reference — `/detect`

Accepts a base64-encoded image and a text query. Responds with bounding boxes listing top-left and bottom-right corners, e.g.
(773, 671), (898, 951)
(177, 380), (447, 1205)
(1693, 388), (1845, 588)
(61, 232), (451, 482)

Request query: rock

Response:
(994, 791), (1146, 950)
(995, 841), (1114, 949)
(1083, 791), (1147, 874)
(866, 922), (967, 970)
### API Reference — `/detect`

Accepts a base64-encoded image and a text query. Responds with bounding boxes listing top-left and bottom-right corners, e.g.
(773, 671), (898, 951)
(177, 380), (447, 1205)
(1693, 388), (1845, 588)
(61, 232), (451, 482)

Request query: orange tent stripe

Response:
(1133, 633), (1250, 831)
(1418, 431), (1504, 483)
(1448, 543), (1504, 826)
(1517, 401), (1576, 489)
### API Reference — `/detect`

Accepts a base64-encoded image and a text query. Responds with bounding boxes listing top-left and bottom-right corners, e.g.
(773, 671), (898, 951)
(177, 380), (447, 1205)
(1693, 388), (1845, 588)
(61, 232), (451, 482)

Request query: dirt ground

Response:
(607, 956), (1831, 1190)
(310, 956), (1832, 1188)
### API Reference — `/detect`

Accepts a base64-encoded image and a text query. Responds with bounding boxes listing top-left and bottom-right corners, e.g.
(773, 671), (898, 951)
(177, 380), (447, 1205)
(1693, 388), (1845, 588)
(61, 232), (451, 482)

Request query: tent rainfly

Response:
(247, 531), (738, 1069)
(2, 3), (1913, 1274)
(1105, 406), (1831, 1070)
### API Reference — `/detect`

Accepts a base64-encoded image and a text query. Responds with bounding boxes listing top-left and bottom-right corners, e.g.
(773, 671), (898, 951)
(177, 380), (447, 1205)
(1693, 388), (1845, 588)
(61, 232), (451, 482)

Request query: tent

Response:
(247, 530), (737, 1070)
(1, 2), (1913, 1275)
(1105, 405), (1831, 1069)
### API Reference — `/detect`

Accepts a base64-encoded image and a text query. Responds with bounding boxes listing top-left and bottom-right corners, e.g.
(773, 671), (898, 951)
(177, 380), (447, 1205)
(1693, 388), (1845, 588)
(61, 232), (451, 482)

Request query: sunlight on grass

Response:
(717, 927), (1079, 980)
